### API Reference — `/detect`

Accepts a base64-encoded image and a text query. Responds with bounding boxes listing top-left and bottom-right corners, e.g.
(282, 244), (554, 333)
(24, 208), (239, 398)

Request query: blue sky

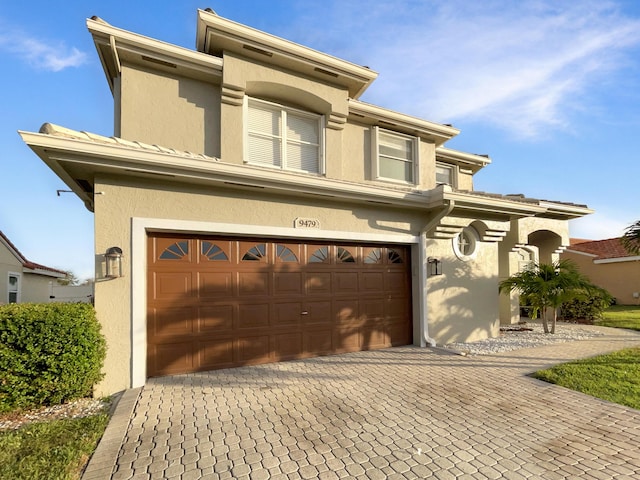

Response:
(1, 0), (640, 281)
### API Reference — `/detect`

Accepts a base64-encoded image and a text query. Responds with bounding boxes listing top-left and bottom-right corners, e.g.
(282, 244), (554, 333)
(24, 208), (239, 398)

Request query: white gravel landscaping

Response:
(443, 322), (605, 355)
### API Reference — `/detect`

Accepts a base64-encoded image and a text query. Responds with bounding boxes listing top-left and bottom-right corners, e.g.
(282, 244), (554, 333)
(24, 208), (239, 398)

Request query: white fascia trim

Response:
(443, 190), (546, 217)
(594, 256), (640, 264)
(435, 147), (491, 170)
(538, 201), (594, 219)
(563, 248), (599, 258)
(196, 10), (377, 89)
(87, 18), (223, 76)
(348, 99), (460, 144)
(23, 268), (66, 278)
(130, 217), (420, 388)
(20, 130), (433, 210)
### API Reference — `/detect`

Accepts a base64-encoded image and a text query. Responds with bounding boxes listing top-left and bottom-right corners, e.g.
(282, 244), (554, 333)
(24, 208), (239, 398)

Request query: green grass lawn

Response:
(596, 304), (640, 330)
(0, 412), (109, 480)
(534, 305), (640, 410)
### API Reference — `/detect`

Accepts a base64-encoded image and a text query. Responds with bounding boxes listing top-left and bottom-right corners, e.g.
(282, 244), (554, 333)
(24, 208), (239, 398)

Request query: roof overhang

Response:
(20, 124), (591, 223)
(87, 17), (223, 92)
(23, 266), (67, 278)
(19, 125), (441, 213)
(436, 147), (490, 174)
(594, 256), (640, 264)
(348, 100), (460, 147)
(196, 9), (377, 99)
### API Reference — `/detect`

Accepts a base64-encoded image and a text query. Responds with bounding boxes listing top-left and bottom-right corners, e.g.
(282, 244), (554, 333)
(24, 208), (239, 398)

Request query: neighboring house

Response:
(49, 283), (94, 304)
(20, 10), (592, 396)
(0, 230), (67, 304)
(562, 238), (640, 305)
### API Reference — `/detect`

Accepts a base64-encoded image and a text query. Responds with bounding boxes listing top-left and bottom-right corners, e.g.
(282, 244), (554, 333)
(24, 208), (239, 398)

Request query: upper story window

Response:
(372, 127), (418, 184)
(436, 162), (456, 187)
(244, 97), (324, 175)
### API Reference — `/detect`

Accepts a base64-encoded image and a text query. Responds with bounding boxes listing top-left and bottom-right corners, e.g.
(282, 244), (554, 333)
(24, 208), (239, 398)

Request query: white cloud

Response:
(569, 209), (635, 240)
(291, 0), (640, 139)
(0, 27), (86, 71)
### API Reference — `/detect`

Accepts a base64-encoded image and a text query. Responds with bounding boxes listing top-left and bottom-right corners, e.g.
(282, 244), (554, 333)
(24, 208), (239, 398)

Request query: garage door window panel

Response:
(337, 247), (356, 263)
(159, 240), (190, 261)
(308, 246), (330, 264)
(242, 243), (268, 262)
(388, 248), (404, 264)
(276, 244), (299, 263)
(201, 241), (229, 261)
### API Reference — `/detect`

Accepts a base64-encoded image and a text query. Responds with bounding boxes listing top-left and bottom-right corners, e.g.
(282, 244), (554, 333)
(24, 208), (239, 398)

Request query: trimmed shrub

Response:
(560, 287), (613, 323)
(0, 303), (106, 413)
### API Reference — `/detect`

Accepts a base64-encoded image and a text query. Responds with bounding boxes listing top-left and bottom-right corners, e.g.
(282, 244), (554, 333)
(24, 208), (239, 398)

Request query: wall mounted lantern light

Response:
(427, 257), (442, 276)
(105, 246), (124, 278)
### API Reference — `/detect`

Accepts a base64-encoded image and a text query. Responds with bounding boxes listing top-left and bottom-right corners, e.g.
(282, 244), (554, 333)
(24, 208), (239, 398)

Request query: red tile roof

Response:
(568, 237), (633, 260)
(0, 230), (67, 276)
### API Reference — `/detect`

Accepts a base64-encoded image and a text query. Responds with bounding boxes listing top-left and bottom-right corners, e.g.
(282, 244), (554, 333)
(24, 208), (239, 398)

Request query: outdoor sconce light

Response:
(428, 257), (442, 276)
(105, 247), (123, 278)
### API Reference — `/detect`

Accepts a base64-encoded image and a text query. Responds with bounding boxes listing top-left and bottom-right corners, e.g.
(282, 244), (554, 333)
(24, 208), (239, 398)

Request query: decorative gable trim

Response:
(196, 9), (377, 99)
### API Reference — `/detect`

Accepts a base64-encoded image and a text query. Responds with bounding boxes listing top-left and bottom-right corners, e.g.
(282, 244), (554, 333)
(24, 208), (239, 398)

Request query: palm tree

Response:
(622, 220), (640, 255)
(499, 260), (599, 334)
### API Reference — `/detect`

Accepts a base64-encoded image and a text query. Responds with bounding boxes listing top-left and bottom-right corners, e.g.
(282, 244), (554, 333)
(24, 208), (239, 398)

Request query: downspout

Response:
(420, 199), (455, 347)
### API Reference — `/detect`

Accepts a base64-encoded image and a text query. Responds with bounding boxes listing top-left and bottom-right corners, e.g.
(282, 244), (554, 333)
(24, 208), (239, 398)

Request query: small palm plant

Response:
(499, 260), (600, 334)
(622, 220), (640, 254)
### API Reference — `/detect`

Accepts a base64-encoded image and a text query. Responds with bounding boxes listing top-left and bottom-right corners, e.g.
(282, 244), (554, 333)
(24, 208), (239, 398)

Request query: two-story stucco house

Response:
(20, 9), (592, 396)
(1, 230), (67, 304)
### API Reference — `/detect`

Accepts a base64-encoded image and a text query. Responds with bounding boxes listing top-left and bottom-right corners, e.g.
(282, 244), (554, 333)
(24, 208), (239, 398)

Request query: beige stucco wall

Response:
(116, 53), (443, 191)
(220, 52), (349, 174)
(92, 174), (430, 395)
(1, 244), (61, 304)
(562, 251), (640, 305)
(0, 244), (21, 303)
(118, 63), (221, 157)
(498, 217), (570, 325)
(20, 274), (54, 303)
(426, 233), (501, 344)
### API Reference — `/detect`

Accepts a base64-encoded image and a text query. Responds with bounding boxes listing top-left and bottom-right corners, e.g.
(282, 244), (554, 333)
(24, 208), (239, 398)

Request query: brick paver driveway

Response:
(94, 326), (640, 479)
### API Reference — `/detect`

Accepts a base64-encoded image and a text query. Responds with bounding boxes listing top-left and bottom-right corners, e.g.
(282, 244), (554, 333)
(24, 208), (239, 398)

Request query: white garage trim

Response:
(131, 217), (420, 388)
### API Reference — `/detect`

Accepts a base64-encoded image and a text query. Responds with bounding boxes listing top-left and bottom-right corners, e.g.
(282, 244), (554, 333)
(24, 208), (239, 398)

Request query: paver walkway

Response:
(85, 325), (640, 479)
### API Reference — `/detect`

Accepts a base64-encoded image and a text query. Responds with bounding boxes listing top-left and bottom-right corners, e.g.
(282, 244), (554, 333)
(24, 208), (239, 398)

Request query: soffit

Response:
(196, 9), (377, 99)
(19, 124), (436, 213)
(20, 124), (592, 222)
(87, 17), (223, 92)
(435, 147), (491, 173)
(348, 100), (460, 147)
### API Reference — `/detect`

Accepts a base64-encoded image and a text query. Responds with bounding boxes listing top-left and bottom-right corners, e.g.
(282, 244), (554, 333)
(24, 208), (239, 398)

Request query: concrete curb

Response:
(82, 387), (141, 480)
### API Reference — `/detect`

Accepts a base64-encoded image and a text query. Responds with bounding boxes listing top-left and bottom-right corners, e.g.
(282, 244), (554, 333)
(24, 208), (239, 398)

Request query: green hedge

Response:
(0, 303), (106, 413)
(560, 286), (613, 322)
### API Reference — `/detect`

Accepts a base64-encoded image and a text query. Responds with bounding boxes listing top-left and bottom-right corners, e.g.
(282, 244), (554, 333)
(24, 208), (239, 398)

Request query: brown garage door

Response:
(147, 234), (412, 377)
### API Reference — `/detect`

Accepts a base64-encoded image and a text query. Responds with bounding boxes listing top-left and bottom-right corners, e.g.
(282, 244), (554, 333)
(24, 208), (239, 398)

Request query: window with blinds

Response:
(245, 97), (324, 174)
(436, 163), (456, 187)
(372, 127), (417, 184)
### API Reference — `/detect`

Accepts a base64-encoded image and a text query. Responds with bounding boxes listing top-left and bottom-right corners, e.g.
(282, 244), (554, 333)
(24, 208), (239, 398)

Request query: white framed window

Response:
(8, 272), (20, 304)
(244, 97), (324, 174)
(453, 227), (479, 261)
(436, 162), (456, 187)
(372, 127), (418, 184)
